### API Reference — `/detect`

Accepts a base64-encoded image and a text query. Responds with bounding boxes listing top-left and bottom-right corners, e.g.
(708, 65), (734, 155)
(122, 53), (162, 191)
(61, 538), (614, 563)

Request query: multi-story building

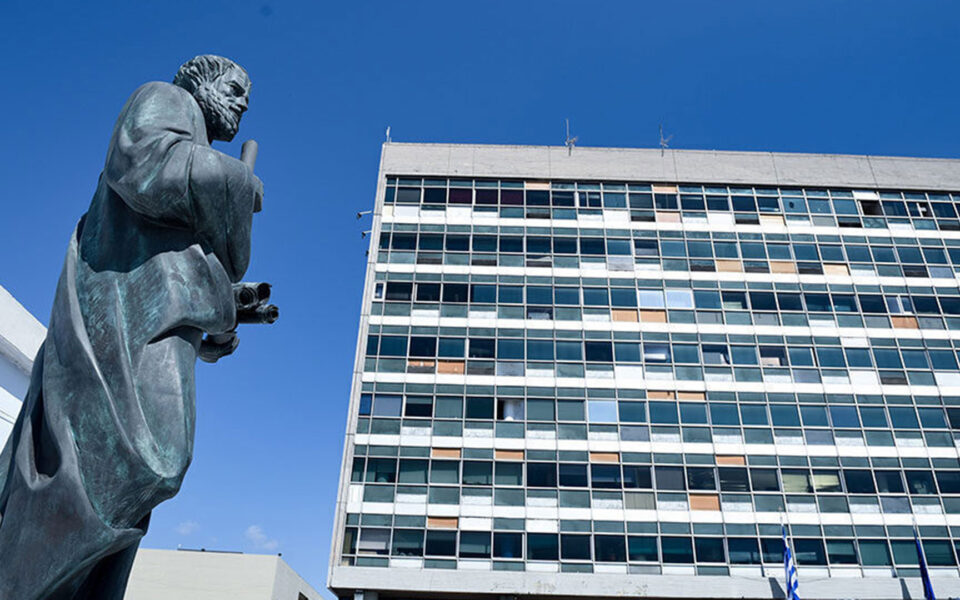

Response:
(329, 143), (960, 599)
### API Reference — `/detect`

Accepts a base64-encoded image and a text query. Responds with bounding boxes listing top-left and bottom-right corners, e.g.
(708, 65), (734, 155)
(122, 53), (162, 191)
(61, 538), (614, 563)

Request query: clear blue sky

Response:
(1, 1), (958, 595)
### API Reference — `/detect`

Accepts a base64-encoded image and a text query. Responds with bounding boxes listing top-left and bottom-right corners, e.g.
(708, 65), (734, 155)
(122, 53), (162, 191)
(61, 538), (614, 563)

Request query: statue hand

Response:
(199, 331), (239, 363)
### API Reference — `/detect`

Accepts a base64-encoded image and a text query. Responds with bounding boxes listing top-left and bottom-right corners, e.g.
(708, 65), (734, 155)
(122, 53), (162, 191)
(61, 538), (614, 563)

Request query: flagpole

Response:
(913, 513), (937, 600)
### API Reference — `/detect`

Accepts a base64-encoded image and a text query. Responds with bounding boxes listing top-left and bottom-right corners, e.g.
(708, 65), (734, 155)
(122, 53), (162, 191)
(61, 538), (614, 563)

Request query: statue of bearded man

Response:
(0, 55), (263, 600)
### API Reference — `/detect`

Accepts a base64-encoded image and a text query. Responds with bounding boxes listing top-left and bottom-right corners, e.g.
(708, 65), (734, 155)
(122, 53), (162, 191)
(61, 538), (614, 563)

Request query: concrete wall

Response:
(380, 143), (960, 191)
(0, 285), (45, 445)
(331, 564), (960, 600)
(125, 549), (320, 600)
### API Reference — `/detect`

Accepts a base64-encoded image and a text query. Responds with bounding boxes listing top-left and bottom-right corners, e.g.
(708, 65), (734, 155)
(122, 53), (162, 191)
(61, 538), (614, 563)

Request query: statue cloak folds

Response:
(0, 80), (258, 599)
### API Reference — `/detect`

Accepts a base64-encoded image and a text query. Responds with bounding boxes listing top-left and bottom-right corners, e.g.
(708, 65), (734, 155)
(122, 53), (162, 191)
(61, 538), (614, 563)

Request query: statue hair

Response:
(173, 55), (248, 94)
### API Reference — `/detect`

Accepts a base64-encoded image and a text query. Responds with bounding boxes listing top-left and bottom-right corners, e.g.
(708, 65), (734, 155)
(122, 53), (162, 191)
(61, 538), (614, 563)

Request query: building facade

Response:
(329, 143), (960, 599)
(0, 285), (45, 447)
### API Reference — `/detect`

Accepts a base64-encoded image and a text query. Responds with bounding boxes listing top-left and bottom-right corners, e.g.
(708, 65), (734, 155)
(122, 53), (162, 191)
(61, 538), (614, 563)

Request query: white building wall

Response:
(0, 285), (45, 446)
(125, 549), (321, 600)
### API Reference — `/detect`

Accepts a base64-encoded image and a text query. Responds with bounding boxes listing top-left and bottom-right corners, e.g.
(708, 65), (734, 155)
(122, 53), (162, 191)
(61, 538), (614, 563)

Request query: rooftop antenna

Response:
(659, 123), (673, 156)
(565, 119), (578, 156)
(385, 126), (391, 144)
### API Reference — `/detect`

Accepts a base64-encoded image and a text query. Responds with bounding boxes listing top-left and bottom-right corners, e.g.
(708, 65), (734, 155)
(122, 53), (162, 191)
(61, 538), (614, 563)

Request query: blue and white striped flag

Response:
(783, 525), (800, 600)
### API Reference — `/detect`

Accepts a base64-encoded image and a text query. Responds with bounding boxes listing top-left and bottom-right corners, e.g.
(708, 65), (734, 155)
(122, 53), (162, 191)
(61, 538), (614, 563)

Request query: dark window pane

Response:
(628, 536), (659, 561)
(527, 533), (559, 560)
(493, 532), (523, 558)
(695, 537), (725, 563)
(425, 531), (457, 556)
(527, 463), (557, 487)
(594, 535), (627, 562)
(561, 534), (592, 560)
(661, 537), (694, 563)
(793, 539), (827, 565)
(728, 538), (761, 564)
(459, 531), (491, 558)
(559, 463), (588, 487)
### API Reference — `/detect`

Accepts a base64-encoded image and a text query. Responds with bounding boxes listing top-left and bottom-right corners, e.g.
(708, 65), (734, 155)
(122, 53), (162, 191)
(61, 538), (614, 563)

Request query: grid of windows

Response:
(336, 174), (960, 579)
(384, 178), (960, 232)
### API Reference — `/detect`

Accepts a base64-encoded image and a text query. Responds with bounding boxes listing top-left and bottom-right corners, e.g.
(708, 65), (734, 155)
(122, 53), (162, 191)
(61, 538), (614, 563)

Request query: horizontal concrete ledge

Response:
(380, 143), (960, 192)
(330, 565), (960, 600)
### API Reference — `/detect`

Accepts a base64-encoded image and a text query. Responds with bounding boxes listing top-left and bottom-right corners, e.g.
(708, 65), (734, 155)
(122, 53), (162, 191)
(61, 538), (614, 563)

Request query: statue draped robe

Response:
(0, 81), (258, 600)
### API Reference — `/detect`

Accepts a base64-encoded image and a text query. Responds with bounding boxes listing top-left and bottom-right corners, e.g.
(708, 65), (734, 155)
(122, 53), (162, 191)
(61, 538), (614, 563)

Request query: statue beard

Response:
(194, 86), (240, 142)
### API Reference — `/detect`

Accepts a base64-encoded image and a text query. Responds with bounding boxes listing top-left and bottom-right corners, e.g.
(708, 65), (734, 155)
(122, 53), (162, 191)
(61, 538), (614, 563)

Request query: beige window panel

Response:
(437, 360), (465, 374)
(646, 390), (675, 400)
(760, 214), (785, 226)
(612, 309), (639, 322)
(769, 261), (797, 274)
(652, 184), (678, 193)
(656, 212), (681, 223)
(891, 316), (919, 329)
(432, 448), (461, 459)
(677, 391), (705, 401)
(589, 452), (620, 463)
(524, 181), (551, 190)
(823, 263), (850, 276)
(639, 310), (667, 323)
(427, 517), (459, 529)
(716, 455), (746, 465)
(715, 259), (742, 272)
(689, 493), (721, 511)
(495, 449), (524, 461)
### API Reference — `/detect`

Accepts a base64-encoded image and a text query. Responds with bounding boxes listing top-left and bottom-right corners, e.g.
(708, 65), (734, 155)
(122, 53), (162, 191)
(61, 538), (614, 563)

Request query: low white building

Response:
(125, 549), (320, 600)
(0, 285), (45, 446)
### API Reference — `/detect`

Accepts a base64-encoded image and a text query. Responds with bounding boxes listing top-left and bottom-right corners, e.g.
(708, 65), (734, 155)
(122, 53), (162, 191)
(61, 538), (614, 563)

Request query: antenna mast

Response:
(659, 123), (673, 156)
(565, 119), (578, 156)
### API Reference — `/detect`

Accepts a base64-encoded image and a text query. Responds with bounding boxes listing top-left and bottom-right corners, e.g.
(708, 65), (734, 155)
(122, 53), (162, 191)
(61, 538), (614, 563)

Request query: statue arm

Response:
(103, 82), (257, 281)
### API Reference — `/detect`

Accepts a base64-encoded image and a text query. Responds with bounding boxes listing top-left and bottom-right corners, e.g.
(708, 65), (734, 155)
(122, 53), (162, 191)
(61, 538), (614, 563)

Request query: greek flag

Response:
(783, 525), (800, 600)
(914, 527), (936, 600)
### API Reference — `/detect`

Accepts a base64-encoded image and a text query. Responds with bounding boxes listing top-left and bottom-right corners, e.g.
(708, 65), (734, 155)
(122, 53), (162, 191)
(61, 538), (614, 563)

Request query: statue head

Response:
(173, 55), (251, 143)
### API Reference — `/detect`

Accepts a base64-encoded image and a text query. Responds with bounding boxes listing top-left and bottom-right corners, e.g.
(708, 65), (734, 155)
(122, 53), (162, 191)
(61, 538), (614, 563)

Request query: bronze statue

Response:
(0, 54), (276, 599)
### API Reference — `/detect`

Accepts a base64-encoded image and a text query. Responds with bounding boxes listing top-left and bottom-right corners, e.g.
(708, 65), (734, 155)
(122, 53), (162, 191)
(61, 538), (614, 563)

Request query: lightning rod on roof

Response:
(659, 123), (673, 156)
(565, 119), (578, 156)
(385, 126), (391, 144)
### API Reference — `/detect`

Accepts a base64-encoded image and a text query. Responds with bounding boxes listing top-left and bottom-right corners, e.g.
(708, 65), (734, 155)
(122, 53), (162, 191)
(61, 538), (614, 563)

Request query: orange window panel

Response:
(432, 448), (461, 459)
(770, 261), (797, 274)
(677, 391), (705, 401)
(716, 259), (742, 272)
(437, 360), (465, 374)
(689, 493), (721, 511)
(589, 452), (620, 463)
(891, 316), (919, 329)
(639, 310), (667, 323)
(407, 360), (436, 373)
(525, 181), (551, 190)
(495, 450), (524, 461)
(652, 184), (678, 194)
(646, 390), (675, 400)
(612, 309), (639, 322)
(427, 517), (459, 529)
(716, 455), (746, 465)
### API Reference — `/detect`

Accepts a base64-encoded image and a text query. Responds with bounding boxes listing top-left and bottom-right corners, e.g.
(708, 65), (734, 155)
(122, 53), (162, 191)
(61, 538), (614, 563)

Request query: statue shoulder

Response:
(122, 82), (203, 124)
